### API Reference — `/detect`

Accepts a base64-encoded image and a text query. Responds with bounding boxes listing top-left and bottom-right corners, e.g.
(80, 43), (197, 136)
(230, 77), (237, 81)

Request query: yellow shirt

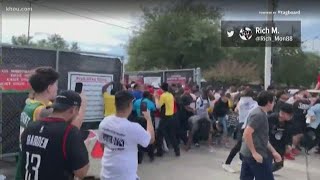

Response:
(103, 92), (116, 116)
(158, 92), (174, 116)
(228, 99), (233, 109)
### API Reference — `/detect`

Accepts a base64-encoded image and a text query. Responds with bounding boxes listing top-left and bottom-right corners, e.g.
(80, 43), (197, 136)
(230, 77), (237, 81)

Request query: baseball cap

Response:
(280, 103), (293, 114)
(51, 90), (81, 110)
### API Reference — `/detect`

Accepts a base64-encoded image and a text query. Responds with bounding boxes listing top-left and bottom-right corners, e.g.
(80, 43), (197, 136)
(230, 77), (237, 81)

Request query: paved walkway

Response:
(2, 145), (320, 180)
(136, 146), (320, 180)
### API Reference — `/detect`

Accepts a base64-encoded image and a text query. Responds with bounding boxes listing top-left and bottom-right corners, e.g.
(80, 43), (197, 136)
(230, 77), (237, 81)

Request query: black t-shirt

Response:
(180, 94), (193, 107)
(213, 99), (229, 118)
(293, 99), (310, 126)
(268, 113), (292, 155)
(21, 117), (89, 180)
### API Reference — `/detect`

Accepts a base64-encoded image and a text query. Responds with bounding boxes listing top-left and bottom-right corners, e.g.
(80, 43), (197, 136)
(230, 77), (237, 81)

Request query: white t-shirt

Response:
(237, 97), (258, 127)
(196, 97), (210, 118)
(98, 115), (151, 180)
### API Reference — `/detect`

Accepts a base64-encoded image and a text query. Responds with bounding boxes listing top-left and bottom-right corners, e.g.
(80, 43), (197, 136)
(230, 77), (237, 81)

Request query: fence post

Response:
(196, 67), (201, 88)
(162, 71), (166, 83)
(0, 92), (2, 157)
(120, 56), (125, 81)
(56, 50), (60, 72)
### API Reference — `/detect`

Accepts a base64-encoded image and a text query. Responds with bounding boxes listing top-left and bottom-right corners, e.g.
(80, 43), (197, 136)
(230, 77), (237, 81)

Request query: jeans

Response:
(240, 155), (274, 180)
(218, 116), (228, 136)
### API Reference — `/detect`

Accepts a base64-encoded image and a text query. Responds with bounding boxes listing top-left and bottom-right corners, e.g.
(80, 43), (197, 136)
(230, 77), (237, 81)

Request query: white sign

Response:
(68, 72), (113, 122)
(143, 77), (161, 87)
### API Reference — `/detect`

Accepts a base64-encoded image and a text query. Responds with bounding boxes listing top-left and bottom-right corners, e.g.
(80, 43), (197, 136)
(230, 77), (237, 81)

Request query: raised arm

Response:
(102, 81), (114, 94)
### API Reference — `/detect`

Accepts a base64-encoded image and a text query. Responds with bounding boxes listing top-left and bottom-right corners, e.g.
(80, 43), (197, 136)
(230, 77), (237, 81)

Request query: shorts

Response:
(188, 115), (212, 135)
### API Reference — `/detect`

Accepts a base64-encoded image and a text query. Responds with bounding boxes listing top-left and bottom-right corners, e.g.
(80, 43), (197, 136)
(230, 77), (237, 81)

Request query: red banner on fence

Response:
(0, 69), (32, 91)
(166, 74), (187, 85)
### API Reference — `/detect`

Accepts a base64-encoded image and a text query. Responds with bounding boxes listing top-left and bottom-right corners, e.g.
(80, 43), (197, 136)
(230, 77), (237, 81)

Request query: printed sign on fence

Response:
(128, 75), (144, 84)
(0, 69), (32, 91)
(68, 72), (113, 122)
(143, 77), (161, 87)
(165, 70), (194, 86)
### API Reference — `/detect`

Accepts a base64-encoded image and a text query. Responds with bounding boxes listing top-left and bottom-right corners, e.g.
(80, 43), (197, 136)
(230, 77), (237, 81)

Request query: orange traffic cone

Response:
(91, 141), (104, 159)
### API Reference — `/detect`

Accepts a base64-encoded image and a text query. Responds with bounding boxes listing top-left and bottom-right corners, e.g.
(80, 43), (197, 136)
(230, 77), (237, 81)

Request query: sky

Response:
(2, 0), (320, 58)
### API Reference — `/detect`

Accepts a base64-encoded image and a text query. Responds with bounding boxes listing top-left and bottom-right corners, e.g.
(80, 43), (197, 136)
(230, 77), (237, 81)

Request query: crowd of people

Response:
(16, 66), (320, 180)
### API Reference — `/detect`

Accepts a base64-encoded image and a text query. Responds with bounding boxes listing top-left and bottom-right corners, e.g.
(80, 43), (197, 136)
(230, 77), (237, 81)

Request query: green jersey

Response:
(20, 100), (43, 138)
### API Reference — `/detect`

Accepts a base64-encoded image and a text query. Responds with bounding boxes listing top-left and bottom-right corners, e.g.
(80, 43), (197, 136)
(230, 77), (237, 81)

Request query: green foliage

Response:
(204, 60), (260, 84)
(127, 1), (224, 71)
(127, 1), (320, 87)
(11, 34), (80, 51)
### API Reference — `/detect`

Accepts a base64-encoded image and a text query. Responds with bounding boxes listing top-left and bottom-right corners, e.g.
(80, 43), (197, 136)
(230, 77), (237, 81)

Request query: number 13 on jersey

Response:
(25, 152), (41, 180)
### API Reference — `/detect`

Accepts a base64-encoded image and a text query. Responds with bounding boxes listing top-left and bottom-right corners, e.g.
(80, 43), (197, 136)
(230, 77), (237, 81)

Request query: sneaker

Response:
(292, 148), (301, 155)
(222, 164), (236, 173)
(209, 146), (214, 153)
(284, 153), (295, 160)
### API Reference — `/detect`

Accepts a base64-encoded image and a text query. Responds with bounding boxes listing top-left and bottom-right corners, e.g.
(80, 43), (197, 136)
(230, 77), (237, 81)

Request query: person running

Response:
(186, 88), (214, 151)
(155, 82), (180, 157)
(16, 67), (59, 180)
(268, 103), (294, 172)
(178, 87), (195, 146)
(98, 91), (155, 180)
(213, 92), (231, 146)
(20, 90), (89, 180)
(291, 90), (311, 155)
(222, 88), (258, 173)
(240, 91), (282, 180)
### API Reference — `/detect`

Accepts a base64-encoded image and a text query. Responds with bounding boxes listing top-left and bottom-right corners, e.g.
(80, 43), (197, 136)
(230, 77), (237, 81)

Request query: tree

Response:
(127, 1), (224, 71)
(70, 42), (80, 51)
(11, 34), (34, 46)
(46, 34), (69, 50)
(272, 46), (315, 87)
(204, 60), (260, 85)
(11, 34), (80, 51)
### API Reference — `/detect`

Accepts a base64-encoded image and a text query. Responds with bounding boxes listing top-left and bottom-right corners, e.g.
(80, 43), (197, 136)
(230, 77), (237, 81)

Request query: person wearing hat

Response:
(268, 103), (294, 172)
(20, 90), (89, 180)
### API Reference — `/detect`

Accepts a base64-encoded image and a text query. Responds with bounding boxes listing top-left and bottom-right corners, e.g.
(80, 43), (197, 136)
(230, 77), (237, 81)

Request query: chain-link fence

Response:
(0, 45), (123, 158)
(0, 92), (28, 158)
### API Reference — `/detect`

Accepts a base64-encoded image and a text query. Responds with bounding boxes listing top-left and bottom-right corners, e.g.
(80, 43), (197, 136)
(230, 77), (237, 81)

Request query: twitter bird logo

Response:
(227, 30), (234, 37)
